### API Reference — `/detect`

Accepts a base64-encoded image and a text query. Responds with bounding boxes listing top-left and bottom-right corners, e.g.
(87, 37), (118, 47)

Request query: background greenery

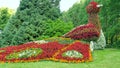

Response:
(0, 7), (13, 31)
(0, 0), (61, 46)
(0, 0), (120, 48)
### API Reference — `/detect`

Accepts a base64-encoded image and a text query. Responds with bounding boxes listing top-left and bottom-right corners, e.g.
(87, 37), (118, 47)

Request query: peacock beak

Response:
(97, 4), (103, 8)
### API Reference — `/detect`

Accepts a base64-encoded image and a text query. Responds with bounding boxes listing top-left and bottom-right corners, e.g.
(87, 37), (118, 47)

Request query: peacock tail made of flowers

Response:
(0, 37), (92, 63)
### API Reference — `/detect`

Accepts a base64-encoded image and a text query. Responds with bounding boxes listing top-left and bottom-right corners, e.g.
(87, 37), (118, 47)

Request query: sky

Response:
(0, 0), (80, 12)
(60, 0), (80, 11)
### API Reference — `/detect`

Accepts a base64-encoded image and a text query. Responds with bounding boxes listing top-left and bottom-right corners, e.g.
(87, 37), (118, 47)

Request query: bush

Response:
(36, 19), (74, 40)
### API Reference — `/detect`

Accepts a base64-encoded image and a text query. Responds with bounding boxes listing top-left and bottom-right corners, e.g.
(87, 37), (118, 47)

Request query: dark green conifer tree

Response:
(0, 0), (61, 47)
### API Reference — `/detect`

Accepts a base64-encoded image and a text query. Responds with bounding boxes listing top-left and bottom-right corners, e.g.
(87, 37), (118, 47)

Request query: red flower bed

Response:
(35, 42), (66, 59)
(0, 42), (66, 62)
(0, 42), (41, 62)
(53, 41), (92, 63)
(0, 38), (92, 63)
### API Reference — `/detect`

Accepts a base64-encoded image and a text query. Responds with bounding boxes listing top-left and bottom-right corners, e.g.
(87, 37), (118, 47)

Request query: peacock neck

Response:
(88, 13), (101, 32)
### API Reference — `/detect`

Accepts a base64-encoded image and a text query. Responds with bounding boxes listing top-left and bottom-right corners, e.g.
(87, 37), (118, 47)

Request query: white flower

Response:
(34, 40), (48, 44)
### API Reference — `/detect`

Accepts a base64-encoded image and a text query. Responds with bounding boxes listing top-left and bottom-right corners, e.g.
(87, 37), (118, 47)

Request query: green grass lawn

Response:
(0, 48), (120, 68)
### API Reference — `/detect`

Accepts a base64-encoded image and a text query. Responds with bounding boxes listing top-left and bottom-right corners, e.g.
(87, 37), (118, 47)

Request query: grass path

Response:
(0, 48), (120, 68)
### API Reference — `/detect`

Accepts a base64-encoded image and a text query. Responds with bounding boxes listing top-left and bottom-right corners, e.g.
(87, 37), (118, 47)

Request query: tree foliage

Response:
(0, 0), (61, 47)
(35, 19), (74, 40)
(60, 0), (90, 27)
(97, 0), (120, 48)
(0, 7), (13, 31)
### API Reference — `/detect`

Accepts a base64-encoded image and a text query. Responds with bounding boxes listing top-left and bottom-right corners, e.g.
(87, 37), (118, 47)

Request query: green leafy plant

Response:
(36, 19), (74, 40)
(44, 37), (74, 44)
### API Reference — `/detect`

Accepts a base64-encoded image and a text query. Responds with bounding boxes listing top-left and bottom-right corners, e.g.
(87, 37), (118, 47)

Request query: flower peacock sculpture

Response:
(63, 1), (106, 50)
(0, 1), (105, 63)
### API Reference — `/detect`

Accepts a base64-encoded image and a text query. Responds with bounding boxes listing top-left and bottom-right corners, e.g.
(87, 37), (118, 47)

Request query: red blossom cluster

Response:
(35, 42), (66, 59)
(64, 23), (100, 40)
(53, 41), (92, 63)
(0, 40), (92, 63)
(0, 42), (40, 62)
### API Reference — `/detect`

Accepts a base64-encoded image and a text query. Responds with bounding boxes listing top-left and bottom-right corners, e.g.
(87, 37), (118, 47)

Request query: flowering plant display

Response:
(0, 37), (92, 63)
(6, 48), (42, 60)
(53, 41), (92, 63)
(63, 23), (100, 41)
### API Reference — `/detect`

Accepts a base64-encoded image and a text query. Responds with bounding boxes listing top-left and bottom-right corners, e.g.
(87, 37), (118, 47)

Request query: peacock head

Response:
(86, 1), (103, 14)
